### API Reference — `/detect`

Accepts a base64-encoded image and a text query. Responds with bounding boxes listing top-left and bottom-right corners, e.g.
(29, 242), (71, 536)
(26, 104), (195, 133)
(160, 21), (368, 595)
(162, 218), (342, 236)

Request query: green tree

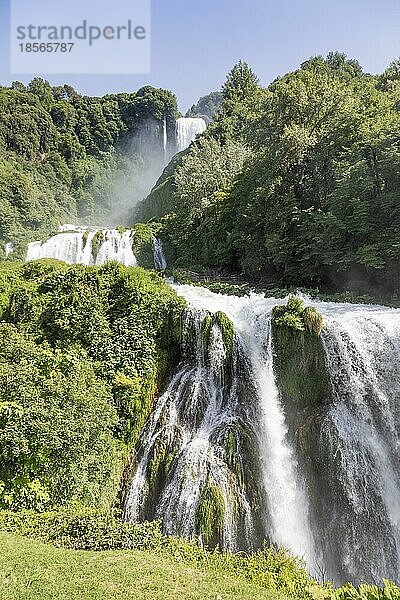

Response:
(222, 60), (260, 110)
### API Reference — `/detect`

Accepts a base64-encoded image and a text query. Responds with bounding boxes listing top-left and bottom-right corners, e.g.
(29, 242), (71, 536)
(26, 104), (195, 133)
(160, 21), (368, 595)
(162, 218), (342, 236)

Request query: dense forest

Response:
(0, 79), (178, 258)
(185, 90), (223, 123)
(3, 52), (400, 296)
(0, 259), (184, 510)
(139, 53), (400, 296)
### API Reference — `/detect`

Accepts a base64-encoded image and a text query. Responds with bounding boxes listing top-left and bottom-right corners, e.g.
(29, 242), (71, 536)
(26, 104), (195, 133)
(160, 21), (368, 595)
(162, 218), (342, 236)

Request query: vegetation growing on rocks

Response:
(0, 260), (185, 511)
(272, 298), (329, 408)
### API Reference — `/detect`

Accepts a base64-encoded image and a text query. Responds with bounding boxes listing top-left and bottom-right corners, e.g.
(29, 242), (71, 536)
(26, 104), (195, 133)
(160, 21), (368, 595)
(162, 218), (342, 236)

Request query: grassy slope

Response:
(0, 533), (285, 600)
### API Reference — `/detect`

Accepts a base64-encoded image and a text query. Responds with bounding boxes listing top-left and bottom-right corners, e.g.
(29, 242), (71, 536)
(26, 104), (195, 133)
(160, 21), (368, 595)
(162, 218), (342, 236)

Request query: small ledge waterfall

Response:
(163, 114), (168, 165)
(176, 117), (207, 152)
(124, 285), (400, 586)
(26, 225), (167, 270)
(152, 237), (167, 270)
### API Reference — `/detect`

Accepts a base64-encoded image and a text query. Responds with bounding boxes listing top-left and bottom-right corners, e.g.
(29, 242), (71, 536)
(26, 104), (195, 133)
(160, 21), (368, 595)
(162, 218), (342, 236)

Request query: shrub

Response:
(272, 296), (323, 337)
(0, 261), (186, 510)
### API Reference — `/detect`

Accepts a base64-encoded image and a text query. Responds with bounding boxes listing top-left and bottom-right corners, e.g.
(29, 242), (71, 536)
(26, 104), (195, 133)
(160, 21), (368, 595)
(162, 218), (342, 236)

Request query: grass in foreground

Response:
(0, 532), (285, 600)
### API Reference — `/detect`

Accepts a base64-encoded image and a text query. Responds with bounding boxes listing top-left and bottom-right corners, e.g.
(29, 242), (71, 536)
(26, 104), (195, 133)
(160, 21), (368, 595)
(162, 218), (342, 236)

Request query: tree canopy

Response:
(140, 55), (400, 295)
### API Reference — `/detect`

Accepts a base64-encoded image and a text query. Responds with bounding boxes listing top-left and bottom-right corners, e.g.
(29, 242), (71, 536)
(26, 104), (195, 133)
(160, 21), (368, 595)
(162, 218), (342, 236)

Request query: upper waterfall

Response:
(176, 117), (207, 152)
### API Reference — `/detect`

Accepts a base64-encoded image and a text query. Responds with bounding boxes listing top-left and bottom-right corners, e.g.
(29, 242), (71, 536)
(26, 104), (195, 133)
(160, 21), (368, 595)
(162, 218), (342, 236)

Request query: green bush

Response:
(0, 261), (185, 510)
(272, 296), (324, 337)
(0, 508), (163, 551)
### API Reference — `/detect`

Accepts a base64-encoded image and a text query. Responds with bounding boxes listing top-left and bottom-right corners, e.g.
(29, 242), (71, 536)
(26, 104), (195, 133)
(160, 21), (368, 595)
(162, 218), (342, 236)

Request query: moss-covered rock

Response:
(82, 230), (89, 248)
(201, 314), (213, 349)
(273, 325), (330, 408)
(215, 311), (234, 360)
(147, 439), (176, 506)
(195, 480), (226, 547)
(91, 230), (104, 262)
(272, 297), (329, 408)
(225, 430), (244, 489)
(302, 306), (324, 336)
(134, 223), (156, 268)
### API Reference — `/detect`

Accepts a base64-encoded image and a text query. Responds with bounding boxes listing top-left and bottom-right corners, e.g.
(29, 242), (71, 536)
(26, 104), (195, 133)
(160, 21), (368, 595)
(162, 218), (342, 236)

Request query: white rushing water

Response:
(176, 117), (207, 152)
(26, 225), (167, 270)
(163, 114), (168, 164)
(124, 285), (316, 565)
(152, 237), (167, 270)
(124, 286), (400, 585)
(174, 286), (316, 562)
(312, 300), (400, 584)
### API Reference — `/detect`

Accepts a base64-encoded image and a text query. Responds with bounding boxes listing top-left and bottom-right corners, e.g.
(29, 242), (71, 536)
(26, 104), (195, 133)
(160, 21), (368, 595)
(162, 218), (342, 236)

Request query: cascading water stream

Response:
(27, 226), (137, 266)
(26, 225), (167, 270)
(124, 285), (316, 566)
(152, 237), (167, 270)
(173, 287), (316, 563)
(124, 286), (400, 585)
(163, 113), (168, 164)
(308, 300), (400, 584)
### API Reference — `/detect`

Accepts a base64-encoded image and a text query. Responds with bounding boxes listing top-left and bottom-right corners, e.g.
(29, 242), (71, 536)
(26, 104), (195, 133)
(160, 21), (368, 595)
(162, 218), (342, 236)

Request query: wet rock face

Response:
(273, 305), (400, 585)
(272, 324), (331, 411)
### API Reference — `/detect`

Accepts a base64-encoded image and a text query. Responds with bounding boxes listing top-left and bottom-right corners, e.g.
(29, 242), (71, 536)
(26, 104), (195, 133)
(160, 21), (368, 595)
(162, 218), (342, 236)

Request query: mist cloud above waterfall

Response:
(82, 121), (170, 227)
(83, 116), (207, 228)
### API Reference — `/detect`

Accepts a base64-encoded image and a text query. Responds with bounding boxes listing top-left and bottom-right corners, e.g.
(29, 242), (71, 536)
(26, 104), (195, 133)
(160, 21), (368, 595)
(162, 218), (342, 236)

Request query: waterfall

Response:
(176, 117), (207, 152)
(5, 242), (13, 256)
(124, 285), (316, 565)
(152, 237), (167, 270)
(27, 226), (137, 267)
(163, 114), (168, 164)
(307, 300), (400, 584)
(124, 286), (400, 585)
(26, 224), (167, 270)
(124, 305), (259, 551)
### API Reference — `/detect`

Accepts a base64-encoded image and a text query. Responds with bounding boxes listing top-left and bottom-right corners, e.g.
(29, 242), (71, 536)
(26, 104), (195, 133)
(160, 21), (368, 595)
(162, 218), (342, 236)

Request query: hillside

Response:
(0, 80), (178, 259)
(139, 54), (400, 296)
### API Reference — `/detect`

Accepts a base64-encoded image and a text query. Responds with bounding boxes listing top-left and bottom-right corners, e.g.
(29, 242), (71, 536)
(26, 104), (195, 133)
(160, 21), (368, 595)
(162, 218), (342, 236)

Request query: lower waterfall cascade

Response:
(26, 224), (167, 270)
(123, 284), (400, 586)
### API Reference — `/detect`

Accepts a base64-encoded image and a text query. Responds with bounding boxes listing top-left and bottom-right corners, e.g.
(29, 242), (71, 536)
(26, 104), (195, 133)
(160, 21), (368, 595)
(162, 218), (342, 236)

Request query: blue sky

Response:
(1, 0), (399, 112)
